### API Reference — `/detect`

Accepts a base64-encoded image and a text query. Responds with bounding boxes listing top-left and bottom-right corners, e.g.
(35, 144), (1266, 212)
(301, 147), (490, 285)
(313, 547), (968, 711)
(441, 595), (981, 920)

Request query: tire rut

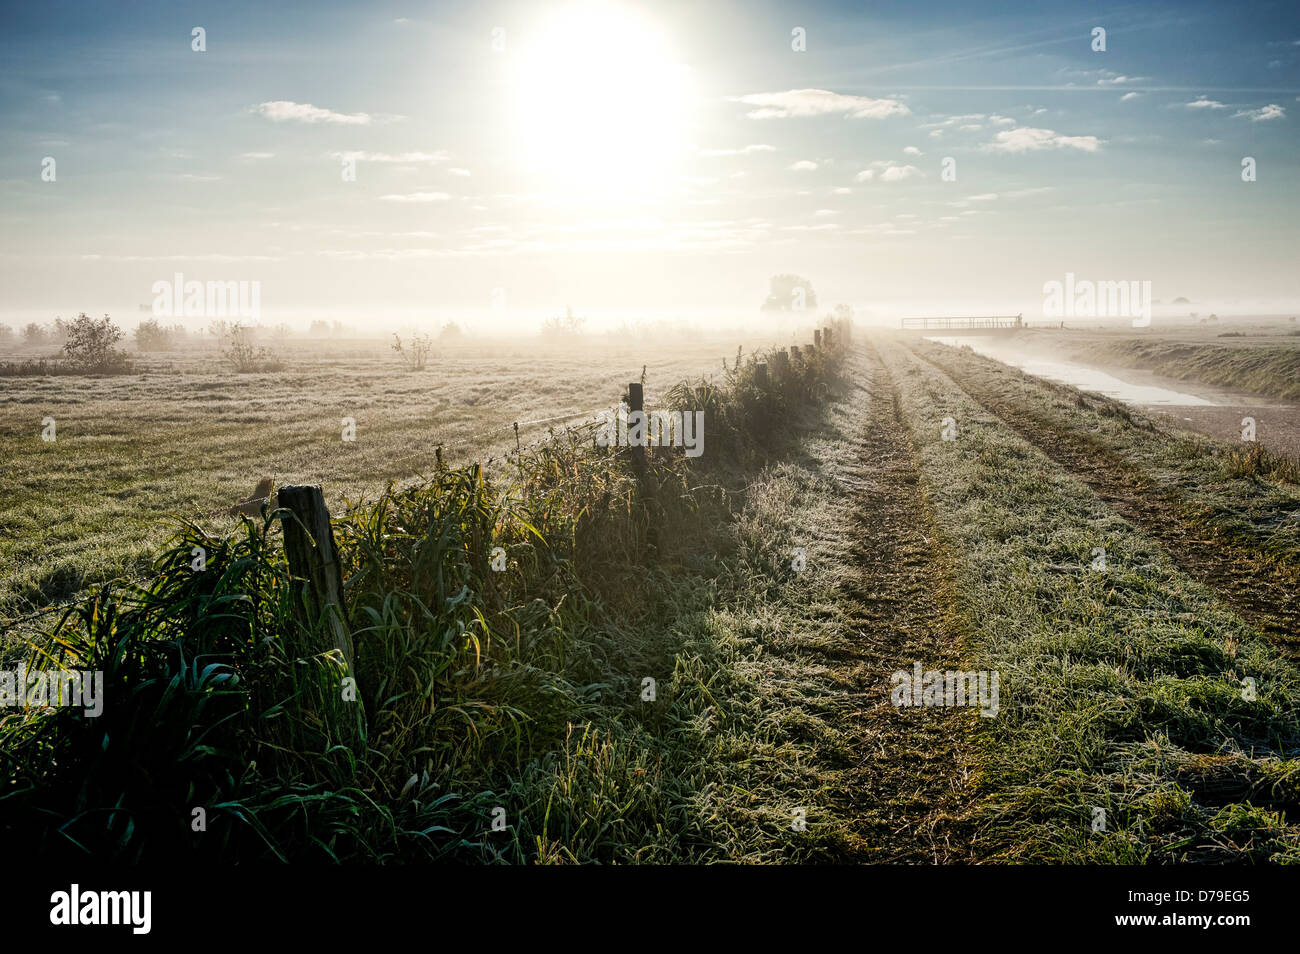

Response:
(834, 341), (977, 863)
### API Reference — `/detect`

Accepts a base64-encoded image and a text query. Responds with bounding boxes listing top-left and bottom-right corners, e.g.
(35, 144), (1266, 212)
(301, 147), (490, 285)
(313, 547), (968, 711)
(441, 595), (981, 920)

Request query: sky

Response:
(1, 0), (1298, 331)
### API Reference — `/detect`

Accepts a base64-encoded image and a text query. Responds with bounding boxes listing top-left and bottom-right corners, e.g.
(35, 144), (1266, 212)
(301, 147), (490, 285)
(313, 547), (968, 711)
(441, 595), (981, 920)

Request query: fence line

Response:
(0, 325), (851, 635)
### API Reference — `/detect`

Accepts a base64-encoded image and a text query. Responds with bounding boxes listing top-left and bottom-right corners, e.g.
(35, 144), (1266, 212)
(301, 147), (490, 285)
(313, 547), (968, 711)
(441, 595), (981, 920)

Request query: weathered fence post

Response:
(280, 485), (355, 674)
(790, 345), (800, 363)
(754, 362), (768, 387)
(814, 329), (822, 348)
(824, 327), (833, 349)
(627, 381), (645, 472)
(279, 484), (364, 747)
(773, 350), (789, 378)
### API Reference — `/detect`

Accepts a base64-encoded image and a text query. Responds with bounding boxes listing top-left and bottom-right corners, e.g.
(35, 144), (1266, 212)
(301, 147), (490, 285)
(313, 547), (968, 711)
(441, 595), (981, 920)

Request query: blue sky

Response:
(1, 0), (1297, 328)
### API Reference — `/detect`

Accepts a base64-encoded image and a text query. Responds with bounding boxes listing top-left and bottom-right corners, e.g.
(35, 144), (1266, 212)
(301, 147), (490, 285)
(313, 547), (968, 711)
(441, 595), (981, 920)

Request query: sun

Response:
(508, 2), (692, 203)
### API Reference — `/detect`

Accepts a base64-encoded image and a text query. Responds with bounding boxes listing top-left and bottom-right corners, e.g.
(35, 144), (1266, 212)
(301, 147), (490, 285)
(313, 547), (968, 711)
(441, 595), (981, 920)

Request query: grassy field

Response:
(0, 335), (790, 615)
(3, 329), (1299, 863)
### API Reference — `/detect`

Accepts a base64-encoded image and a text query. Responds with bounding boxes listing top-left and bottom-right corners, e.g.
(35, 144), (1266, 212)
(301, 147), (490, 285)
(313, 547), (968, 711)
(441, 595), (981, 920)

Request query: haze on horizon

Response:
(1, 0), (1298, 332)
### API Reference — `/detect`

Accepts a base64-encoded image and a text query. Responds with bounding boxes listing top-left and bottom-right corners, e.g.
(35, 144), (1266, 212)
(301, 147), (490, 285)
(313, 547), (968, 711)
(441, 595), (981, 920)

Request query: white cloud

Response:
(814, 209), (839, 216)
(1120, 92), (1141, 102)
(1186, 97), (1226, 109)
(734, 88), (909, 120)
(239, 152), (275, 160)
(789, 159), (819, 171)
(379, 192), (452, 202)
(448, 168), (472, 176)
(903, 145), (922, 156)
(967, 193), (998, 201)
(984, 126), (1103, 153)
(856, 161), (922, 182)
(1234, 104), (1285, 121)
(698, 144), (776, 157)
(256, 101), (373, 124)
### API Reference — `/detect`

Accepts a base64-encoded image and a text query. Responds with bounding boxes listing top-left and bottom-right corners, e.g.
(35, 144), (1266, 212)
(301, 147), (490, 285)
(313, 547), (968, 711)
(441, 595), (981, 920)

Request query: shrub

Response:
(135, 318), (187, 351)
(61, 313), (132, 373)
(223, 323), (283, 373)
(391, 332), (434, 371)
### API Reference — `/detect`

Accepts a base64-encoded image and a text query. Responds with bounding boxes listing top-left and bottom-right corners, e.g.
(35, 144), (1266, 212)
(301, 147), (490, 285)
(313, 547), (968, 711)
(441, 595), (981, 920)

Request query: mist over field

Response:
(2, 0), (1300, 925)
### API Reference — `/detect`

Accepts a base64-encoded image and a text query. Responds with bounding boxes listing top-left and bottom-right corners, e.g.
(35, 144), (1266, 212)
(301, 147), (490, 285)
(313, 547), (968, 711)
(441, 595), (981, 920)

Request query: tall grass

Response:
(0, 340), (848, 862)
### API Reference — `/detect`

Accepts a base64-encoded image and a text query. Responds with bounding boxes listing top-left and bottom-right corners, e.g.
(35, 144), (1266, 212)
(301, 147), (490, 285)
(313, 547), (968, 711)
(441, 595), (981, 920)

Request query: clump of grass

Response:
(1224, 442), (1300, 485)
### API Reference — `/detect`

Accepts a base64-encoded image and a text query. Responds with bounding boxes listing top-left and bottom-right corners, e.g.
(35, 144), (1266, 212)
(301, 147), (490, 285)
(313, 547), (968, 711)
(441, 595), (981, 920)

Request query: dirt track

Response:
(833, 342), (976, 862)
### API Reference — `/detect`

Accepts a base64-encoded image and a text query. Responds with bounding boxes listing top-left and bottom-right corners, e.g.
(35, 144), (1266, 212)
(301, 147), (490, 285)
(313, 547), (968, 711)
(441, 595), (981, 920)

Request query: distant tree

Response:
(761, 275), (817, 313)
(272, 322), (292, 346)
(439, 321), (463, 340)
(62, 313), (131, 372)
(540, 306), (587, 339)
(0, 323), (12, 343)
(22, 322), (47, 345)
(309, 320), (331, 337)
(833, 303), (854, 323)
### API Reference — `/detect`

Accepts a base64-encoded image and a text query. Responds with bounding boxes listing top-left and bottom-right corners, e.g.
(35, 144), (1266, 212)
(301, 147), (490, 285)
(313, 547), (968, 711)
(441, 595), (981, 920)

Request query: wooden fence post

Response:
(804, 344), (815, 357)
(627, 382), (645, 472)
(755, 362), (768, 387)
(278, 484), (363, 746)
(790, 345), (800, 363)
(824, 327), (833, 348)
(773, 350), (788, 378)
(814, 329), (822, 348)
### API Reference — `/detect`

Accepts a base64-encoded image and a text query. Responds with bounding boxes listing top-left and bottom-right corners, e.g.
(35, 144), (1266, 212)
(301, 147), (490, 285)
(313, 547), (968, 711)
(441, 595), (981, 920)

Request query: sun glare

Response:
(509, 2), (692, 203)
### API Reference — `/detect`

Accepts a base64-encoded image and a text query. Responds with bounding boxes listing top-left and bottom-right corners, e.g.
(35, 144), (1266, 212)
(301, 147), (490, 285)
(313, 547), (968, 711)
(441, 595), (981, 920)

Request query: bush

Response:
(135, 317), (185, 351)
(224, 323), (283, 372)
(540, 307), (586, 339)
(391, 332), (434, 371)
(61, 313), (132, 373)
